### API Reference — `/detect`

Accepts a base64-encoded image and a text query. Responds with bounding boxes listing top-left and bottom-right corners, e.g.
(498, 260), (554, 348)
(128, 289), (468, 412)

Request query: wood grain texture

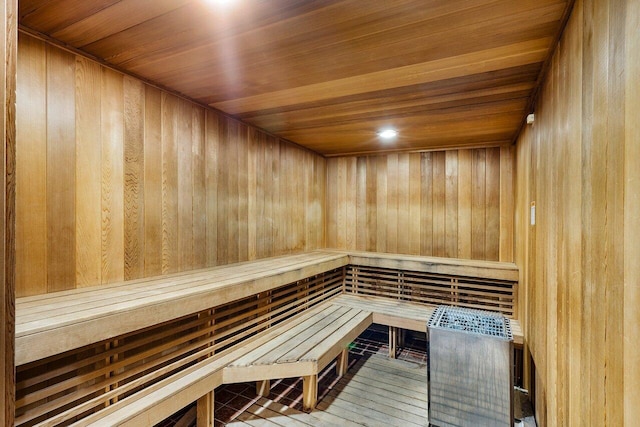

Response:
(46, 44), (76, 292)
(17, 0), (572, 156)
(2, 0), (17, 424)
(326, 148), (513, 261)
(143, 86), (162, 276)
(514, 1), (637, 424)
(123, 76), (145, 280)
(101, 67), (124, 283)
(75, 56), (101, 286)
(16, 34), (326, 296)
(16, 34), (46, 295)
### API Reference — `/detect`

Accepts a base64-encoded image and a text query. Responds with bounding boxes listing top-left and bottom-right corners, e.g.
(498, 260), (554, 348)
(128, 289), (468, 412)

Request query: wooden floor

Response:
(157, 327), (429, 427)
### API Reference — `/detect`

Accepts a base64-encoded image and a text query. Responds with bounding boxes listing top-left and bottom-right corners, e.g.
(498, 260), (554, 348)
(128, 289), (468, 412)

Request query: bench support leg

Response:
(256, 379), (270, 397)
(196, 390), (215, 427)
(302, 375), (318, 412)
(389, 326), (397, 359)
(398, 329), (406, 347)
(336, 348), (349, 376)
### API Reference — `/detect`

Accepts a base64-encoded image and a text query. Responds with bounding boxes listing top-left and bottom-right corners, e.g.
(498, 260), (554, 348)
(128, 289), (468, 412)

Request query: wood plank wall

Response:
(514, 0), (639, 425)
(326, 148), (514, 262)
(1, 0), (16, 424)
(15, 33), (326, 297)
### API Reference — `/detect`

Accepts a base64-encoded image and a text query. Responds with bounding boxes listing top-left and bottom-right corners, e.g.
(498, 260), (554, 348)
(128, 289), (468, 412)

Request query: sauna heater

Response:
(427, 305), (513, 427)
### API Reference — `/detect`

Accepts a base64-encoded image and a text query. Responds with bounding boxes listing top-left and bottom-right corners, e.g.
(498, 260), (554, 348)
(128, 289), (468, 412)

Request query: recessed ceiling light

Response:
(377, 128), (398, 139)
(207, 0), (235, 6)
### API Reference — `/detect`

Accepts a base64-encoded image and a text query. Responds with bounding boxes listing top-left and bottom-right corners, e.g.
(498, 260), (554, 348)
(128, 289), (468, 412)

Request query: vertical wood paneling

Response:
(515, 1), (639, 424)
(177, 98), (193, 270)
(16, 35), (46, 295)
(499, 146), (514, 262)
(100, 68), (124, 283)
(375, 156), (387, 253)
(192, 106), (206, 268)
(225, 119), (239, 263)
(408, 154), (421, 255)
(123, 76), (144, 280)
(444, 151), (458, 258)
(396, 153), (409, 254)
(264, 135), (276, 258)
(236, 123), (248, 261)
(485, 147), (500, 260)
(46, 46), (76, 292)
(205, 111), (220, 265)
(327, 147), (512, 261)
(365, 156), (377, 252)
(431, 151), (446, 257)
(386, 154), (398, 254)
(143, 86), (162, 276)
(16, 34), (326, 296)
(254, 129), (265, 258)
(345, 156), (357, 251)
(75, 56), (101, 287)
(355, 156), (367, 251)
(471, 149), (486, 260)
(204, 111), (218, 266)
(457, 150), (472, 259)
(420, 152), (433, 255)
(247, 127), (257, 260)
(161, 93), (179, 274)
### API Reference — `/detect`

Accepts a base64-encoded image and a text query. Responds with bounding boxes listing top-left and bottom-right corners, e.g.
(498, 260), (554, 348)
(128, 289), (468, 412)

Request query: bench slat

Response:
(16, 252), (348, 365)
(229, 304), (344, 368)
(252, 305), (349, 365)
(276, 307), (365, 364)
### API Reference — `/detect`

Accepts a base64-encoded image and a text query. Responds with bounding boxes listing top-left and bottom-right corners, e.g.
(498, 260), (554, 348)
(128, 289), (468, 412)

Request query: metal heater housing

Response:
(427, 306), (514, 427)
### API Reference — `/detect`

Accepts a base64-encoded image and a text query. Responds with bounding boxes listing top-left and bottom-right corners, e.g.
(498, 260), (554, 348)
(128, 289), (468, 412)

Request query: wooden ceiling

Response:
(19, 0), (572, 156)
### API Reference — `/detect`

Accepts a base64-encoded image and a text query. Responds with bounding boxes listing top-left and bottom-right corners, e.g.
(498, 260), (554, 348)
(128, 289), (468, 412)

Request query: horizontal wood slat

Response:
(345, 265), (517, 318)
(15, 268), (344, 427)
(15, 252), (348, 365)
(15, 251), (519, 426)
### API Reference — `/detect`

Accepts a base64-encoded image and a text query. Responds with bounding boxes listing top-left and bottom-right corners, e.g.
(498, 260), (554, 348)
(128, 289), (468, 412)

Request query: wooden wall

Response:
(514, 0), (639, 425)
(15, 33), (326, 297)
(326, 148), (514, 262)
(2, 0), (16, 424)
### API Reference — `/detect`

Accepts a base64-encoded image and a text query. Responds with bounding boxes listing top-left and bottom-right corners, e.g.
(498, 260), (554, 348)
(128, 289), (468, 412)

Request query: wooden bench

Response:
(15, 251), (349, 365)
(56, 302), (370, 425)
(15, 250), (521, 427)
(64, 293), (517, 426)
(224, 303), (372, 411)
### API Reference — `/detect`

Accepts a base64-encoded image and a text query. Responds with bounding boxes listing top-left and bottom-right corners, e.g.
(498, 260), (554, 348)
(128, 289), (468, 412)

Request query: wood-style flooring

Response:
(158, 327), (429, 427)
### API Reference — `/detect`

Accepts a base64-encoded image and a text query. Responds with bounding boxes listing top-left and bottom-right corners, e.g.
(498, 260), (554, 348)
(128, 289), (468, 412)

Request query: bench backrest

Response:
(345, 265), (518, 318)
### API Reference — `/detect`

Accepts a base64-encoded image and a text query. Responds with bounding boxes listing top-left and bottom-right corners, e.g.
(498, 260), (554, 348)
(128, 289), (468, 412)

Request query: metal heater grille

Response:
(428, 306), (514, 427)
(428, 305), (513, 340)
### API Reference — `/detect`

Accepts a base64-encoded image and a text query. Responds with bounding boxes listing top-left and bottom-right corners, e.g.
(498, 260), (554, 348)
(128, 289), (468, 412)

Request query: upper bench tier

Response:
(15, 250), (519, 365)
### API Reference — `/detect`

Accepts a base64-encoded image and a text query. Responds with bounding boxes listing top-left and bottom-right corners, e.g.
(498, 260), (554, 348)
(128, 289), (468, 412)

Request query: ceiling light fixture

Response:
(377, 128), (398, 139)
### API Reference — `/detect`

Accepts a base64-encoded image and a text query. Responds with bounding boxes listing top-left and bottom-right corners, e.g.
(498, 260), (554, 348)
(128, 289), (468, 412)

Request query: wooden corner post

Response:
(1, 0), (16, 426)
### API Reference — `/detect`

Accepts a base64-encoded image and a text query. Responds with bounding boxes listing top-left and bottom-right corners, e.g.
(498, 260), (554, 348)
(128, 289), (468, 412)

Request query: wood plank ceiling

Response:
(18, 0), (572, 156)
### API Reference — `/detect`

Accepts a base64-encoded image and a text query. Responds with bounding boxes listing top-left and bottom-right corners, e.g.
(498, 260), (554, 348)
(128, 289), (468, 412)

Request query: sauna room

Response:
(0, 0), (638, 426)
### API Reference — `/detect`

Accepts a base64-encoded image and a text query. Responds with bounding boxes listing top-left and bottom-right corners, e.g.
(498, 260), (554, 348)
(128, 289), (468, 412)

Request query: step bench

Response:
(66, 294), (521, 426)
(67, 302), (371, 426)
